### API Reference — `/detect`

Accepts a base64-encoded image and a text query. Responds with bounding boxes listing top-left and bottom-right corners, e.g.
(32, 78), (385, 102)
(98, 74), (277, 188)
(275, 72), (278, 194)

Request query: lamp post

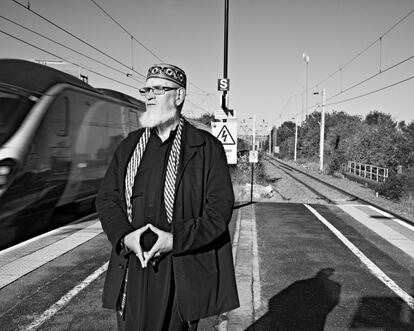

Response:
(247, 128), (253, 149)
(320, 89), (326, 171)
(240, 124), (248, 135)
(293, 117), (298, 162)
(249, 115), (256, 151)
(239, 120), (250, 150)
(302, 53), (310, 119)
(260, 120), (271, 154)
(314, 89), (326, 171)
(239, 124), (248, 147)
(271, 125), (277, 154)
(269, 127), (272, 154)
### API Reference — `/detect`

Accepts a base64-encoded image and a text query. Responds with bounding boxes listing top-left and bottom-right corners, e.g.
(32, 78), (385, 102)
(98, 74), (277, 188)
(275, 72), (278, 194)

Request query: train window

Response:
(27, 92), (72, 176)
(73, 95), (129, 168)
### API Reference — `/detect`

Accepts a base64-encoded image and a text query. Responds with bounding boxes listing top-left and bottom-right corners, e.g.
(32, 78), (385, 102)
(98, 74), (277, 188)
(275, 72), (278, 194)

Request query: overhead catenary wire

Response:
(278, 7), (414, 122)
(186, 98), (209, 113)
(326, 54), (414, 102)
(0, 15), (145, 84)
(326, 74), (414, 107)
(301, 71), (414, 111)
(187, 81), (213, 95)
(11, 0), (146, 79)
(9, 0), (218, 111)
(1, 26), (212, 114)
(12, 0), (212, 112)
(297, 53), (414, 116)
(312, 7), (414, 90)
(0, 29), (141, 90)
(89, 0), (163, 63)
(300, 53), (414, 111)
(89, 0), (213, 98)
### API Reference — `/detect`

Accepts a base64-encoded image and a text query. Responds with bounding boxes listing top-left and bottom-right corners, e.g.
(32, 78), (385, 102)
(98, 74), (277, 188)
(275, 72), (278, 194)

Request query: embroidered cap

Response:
(147, 63), (186, 88)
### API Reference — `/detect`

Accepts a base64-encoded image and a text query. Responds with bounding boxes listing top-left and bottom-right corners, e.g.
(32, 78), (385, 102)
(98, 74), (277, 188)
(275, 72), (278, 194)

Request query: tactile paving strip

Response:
(0, 222), (102, 289)
(338, 205), (414, 259)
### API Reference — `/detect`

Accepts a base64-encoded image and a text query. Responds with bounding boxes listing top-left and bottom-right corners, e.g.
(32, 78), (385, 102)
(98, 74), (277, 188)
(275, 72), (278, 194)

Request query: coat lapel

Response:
(175, 120), (205, 192)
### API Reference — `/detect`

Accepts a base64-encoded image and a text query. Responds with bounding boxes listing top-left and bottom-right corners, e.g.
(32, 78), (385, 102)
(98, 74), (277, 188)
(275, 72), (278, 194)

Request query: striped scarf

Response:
(119, 116), (184, 316)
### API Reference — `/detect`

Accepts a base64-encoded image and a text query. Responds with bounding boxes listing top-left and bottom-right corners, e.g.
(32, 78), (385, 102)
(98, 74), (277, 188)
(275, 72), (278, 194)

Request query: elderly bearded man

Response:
(96, 63), (239, 331)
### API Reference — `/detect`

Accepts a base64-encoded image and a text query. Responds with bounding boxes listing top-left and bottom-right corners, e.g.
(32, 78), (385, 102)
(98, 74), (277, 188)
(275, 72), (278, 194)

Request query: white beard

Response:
(139, 106), (177, 128)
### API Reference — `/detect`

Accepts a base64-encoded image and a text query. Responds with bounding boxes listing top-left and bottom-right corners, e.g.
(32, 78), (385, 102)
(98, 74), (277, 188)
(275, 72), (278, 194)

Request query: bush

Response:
(229, 159), (251, 185)
(229, 154), (267, 185)
(327, 150), (346, 175)
(376, 169), (414, 202)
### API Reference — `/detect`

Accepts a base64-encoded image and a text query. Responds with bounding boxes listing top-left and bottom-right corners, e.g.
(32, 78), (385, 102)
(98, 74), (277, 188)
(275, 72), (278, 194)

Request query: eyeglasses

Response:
(139, 86), (179, 96)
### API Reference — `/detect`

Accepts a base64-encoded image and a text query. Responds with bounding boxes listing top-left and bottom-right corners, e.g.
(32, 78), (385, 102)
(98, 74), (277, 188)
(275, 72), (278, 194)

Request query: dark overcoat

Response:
(95, 120), (239, 321)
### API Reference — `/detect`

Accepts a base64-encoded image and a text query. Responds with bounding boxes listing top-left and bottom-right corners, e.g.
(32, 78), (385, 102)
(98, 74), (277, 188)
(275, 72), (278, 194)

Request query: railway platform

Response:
(1, 199), (414, 330)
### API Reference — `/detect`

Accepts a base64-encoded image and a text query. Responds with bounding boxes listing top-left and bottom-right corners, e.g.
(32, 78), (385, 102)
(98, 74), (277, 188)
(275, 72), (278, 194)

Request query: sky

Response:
(1, 0), (414, 135)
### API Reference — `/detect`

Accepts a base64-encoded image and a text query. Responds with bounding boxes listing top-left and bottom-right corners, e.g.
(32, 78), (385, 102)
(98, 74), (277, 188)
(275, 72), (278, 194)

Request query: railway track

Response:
(264, 155), (414, 226)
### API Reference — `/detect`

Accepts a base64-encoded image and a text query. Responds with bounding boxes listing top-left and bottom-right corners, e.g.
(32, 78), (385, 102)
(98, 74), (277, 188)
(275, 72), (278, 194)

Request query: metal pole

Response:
(305, 61), (309, 118)
(268, 130), (271, 154)
(250, 163), (254, 203)
(319, 89), (326, 171)
(252, 115), (256, 151)
(302, 53), (310, 119)
(222, 0), (229, 115)
(294, 117), (298, 161)
(224, 0), (228, 79)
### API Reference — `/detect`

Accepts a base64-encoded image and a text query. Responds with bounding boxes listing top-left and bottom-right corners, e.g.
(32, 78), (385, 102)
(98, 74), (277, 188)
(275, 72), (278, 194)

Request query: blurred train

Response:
(0, 59), (150, 249)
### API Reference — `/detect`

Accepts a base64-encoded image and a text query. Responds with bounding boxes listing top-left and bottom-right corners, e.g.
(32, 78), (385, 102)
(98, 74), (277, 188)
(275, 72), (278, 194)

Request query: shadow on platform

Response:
(349, 275), (414, 330)
(245, 268), (341, 331)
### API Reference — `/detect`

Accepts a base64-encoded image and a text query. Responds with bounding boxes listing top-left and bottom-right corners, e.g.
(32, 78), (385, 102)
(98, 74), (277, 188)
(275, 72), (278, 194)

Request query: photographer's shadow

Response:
(246, 268), (341, 331)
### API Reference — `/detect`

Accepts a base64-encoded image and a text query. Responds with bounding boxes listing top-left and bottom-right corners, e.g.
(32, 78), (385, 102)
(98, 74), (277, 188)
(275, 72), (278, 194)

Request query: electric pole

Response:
(294, 117), (298, 162)
(319, 89), (326, 171)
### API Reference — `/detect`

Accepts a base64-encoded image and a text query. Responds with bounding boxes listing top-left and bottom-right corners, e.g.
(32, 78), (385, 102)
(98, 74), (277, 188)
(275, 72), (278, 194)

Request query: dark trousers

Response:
(116, 311), (199, 331)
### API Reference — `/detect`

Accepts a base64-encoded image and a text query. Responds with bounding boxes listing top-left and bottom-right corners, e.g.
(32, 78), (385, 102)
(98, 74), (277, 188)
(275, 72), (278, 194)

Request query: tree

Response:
(347, 111), (404, 168)
(299, 111), (322, 159)
(276, 121), (297, 158)
(393, 120), (414, 169)
(365, 110), (395, 127)
(277, 121), (296, 143)
(279, 136), (295, 159)
(324, 111), (363, 172)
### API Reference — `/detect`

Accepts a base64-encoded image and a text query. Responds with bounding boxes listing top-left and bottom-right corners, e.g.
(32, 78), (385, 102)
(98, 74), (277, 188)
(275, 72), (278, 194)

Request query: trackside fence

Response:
(341, 161), (389, 182)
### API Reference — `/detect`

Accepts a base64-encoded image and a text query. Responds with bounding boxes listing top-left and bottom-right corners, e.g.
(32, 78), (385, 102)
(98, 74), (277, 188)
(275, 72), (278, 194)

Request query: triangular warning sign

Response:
(217, 125), (236, 145)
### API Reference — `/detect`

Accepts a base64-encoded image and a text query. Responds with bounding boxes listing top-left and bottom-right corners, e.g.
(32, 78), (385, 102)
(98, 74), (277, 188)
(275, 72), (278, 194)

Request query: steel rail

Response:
(265, 156), (355, 204)
(265, 155), (414, 226)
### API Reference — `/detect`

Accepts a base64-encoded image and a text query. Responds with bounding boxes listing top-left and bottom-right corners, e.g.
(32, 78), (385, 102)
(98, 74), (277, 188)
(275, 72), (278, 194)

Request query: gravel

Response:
(251, 158), (414, 224)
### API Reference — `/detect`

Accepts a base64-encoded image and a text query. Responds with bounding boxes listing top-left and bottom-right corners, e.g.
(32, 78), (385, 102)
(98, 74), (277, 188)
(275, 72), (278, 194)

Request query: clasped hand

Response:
(123, 224), (173, 268)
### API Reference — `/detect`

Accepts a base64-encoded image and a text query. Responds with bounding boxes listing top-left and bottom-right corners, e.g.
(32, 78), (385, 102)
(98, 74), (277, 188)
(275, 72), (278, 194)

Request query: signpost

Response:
(249, 150), (258, 163)
(248, 150), (258, 202)
(220, 0), (233, 118)
(218, 78), (230, 91)
(212, 122), (237, 164)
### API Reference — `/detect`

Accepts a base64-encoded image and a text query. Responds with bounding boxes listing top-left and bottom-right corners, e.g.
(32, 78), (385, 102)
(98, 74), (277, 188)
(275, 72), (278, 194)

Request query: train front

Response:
(0, 78), (47, 248)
